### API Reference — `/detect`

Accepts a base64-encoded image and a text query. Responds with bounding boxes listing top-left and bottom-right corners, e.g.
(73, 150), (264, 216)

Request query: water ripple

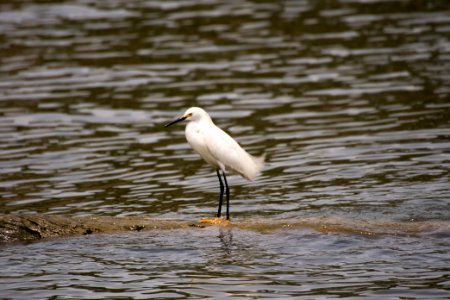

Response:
(0, 2), (449, 295)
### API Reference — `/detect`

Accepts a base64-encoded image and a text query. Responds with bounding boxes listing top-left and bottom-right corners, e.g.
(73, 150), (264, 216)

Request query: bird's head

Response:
(165, 107), (211, 127)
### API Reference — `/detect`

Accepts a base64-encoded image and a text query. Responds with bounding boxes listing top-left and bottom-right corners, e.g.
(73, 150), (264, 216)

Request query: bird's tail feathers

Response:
(245, 153), (265, 180)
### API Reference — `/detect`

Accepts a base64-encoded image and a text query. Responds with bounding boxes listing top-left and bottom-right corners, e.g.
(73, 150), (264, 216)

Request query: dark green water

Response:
(0, 0), (449, 298)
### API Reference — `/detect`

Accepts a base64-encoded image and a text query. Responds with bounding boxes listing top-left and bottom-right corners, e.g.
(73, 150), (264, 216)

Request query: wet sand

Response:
(1, 214), (448, 243)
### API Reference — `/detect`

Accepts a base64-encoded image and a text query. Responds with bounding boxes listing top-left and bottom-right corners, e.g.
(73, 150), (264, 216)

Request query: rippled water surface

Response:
(1, 228), (449, 299)
(1, 0), (449, 298)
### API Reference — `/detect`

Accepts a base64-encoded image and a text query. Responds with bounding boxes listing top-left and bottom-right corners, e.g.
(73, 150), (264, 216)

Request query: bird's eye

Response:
(187, 113), (193, 117)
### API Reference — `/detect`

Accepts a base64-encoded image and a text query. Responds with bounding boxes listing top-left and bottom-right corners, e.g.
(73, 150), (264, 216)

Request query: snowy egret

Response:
(165, 107), (264, 222)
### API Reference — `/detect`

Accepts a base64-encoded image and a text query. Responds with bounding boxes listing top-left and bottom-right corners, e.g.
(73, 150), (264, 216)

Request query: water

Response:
(1, 0), (449, 298)
(0, 228), (448, 299)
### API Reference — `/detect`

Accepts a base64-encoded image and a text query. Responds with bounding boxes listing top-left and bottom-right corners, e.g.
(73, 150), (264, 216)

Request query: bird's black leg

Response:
(216, 170), (224, 218)
(222, 171), (230, 220)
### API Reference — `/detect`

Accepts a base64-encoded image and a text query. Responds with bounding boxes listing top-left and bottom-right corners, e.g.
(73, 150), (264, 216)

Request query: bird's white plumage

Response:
(182, 107), (264, 180)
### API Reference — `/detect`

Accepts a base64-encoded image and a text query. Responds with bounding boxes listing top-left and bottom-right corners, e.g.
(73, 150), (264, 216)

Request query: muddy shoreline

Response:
(0, 214), (192, 243)
(1, 214), (449, 244)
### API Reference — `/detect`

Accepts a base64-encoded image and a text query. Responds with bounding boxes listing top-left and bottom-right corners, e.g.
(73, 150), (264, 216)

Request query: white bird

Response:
(165, 107), (264, 221)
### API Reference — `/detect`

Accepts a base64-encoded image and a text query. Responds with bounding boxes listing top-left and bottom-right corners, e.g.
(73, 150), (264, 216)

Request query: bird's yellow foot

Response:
(199, 217), (230, 225)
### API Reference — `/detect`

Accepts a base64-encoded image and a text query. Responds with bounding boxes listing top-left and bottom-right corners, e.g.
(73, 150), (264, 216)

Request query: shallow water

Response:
(0, 0), (449, 298)
(1, 227), (449, 299)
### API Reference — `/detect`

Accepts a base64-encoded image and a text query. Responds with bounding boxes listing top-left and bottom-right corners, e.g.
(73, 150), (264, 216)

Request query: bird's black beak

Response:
(165, 116), (187, 127)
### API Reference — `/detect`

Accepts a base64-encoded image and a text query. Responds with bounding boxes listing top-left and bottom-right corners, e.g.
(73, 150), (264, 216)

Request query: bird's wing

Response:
(202, 125), (252, 178)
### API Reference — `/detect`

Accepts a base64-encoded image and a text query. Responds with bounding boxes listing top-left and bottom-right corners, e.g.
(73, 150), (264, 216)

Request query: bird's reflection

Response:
(206, 227), (267, 267)
(217, 227), (234, 257)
